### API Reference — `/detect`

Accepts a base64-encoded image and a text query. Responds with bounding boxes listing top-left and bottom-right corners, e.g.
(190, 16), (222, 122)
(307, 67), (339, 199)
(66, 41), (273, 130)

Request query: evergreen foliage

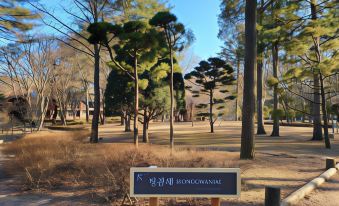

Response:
(185, 57), (235, 133)
(0, 0), (37, 41)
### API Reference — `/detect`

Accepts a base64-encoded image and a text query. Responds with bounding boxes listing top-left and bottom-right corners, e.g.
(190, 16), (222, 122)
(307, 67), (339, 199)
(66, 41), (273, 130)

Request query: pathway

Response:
(299, 173), (339, 206)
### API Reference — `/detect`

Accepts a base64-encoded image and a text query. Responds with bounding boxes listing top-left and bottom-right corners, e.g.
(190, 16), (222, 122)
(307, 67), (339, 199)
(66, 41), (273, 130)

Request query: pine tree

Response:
(117, 0), (169, 22)
(218, 24), (245, 122)
(102, 21), (162, 147)
(240, 0), (257, 159)
(256, 0), (267, 135)
(139, 63), (170, 142)
(185, 57), (235, 133)
(0, 0), (37, 41)
(105, 68), (134, 132)
(219, 0), (276, 158)
(31, 0), (168, 143)
(88, 0), (169, 146)
(282, 0), (338, 148)
(150, 11), (194, 150)
(173, 72), (186, 122)
(261, 1), (287, 137)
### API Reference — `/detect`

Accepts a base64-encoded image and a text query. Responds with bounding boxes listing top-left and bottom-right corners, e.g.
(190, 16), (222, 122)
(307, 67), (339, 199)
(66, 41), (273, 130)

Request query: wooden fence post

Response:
(211, 198), (220, 206)
(149, 197), (159, 206)
(265, 186), (280, 206)
(326, 158), (336, 170)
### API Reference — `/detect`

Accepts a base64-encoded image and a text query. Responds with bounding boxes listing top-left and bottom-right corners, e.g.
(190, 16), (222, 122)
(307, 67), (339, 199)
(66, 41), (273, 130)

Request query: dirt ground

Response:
(0, 121), (338, 205)
(100, 121), (339, 206)
(299, 173), (339, 206)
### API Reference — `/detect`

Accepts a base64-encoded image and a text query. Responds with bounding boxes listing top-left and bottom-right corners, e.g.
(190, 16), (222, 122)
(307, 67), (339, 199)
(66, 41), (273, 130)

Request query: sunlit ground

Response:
(100, 121), (339, 158)
(97, 121), (339, 205)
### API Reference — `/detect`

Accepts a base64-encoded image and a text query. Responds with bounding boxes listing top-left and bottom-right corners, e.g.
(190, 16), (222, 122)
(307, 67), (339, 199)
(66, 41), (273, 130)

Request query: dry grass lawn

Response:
(0, 121), (338, 205)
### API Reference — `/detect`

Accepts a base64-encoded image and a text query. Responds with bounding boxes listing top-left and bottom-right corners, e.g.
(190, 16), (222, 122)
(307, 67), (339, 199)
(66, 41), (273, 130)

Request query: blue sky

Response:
(37, 0), (223, 60)
(170, 0), (223, 60)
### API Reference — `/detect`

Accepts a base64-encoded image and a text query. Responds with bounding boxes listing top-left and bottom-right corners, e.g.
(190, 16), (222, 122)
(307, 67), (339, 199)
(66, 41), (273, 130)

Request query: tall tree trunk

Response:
(312, 74), (322, 140)
(310, 0), (329, 148)
(235, 59), (240, 121)
(133, 57), (139, 147)
(52, 104), (58, 124)
(320, 74), (331, 148)
(302, 97), (306, 123)
(256, 1), (266, 135)
(99, 111), (103, 125)
(281, 99), (289, 124)
(210, 90), (214, 133)
(311, 0), (323, 141)
(58, 99), (67, 126)
(73, 110), (76, 120)
(257, 55), (266, 134)
(169, 47), (174, 150)
(240, 0), (257, 159)
(63, 105), (68, 125)
(142, 108), (149, 143)
(60, 107), (66, 125)
(85, 86), (90, 123)
(121, 112), (125, 126)
(125, 114), (131, 132)
(190, 102), (194, 127)
(101, 90), (106, 125)
(271, 42), (280, 137)
(90, 43), (100, 143)
(38, 97), (49, 131)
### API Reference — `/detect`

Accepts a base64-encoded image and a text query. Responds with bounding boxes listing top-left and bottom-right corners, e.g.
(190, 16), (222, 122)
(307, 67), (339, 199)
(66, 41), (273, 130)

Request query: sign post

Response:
(149, 197), (159, 206)
(130, 168), (240, 205)
(211, 197), (221, 206)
